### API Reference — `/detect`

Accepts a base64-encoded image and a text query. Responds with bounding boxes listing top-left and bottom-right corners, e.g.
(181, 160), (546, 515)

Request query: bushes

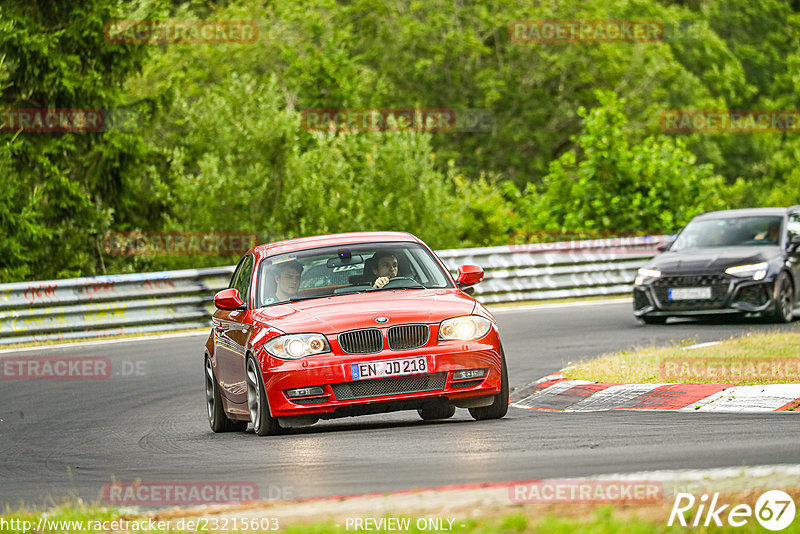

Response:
(2, 0), (796, 282)
(514, 92), (730, 238)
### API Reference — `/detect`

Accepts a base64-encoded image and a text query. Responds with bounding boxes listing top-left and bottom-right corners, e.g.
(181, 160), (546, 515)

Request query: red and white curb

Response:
(510, 374), (800, 412)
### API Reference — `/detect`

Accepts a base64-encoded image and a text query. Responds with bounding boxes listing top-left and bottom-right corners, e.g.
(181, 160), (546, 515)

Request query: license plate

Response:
(668, 287), (712, 300)
(351, 356), (428, 380)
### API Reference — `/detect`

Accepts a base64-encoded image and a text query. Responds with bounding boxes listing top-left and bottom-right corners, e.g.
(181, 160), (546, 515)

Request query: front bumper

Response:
(259, 339), (503, 419)
(633, 272), (777, 318)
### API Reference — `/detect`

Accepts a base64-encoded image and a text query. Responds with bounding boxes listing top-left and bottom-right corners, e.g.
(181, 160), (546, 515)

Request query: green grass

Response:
(562, 331), (800, 385)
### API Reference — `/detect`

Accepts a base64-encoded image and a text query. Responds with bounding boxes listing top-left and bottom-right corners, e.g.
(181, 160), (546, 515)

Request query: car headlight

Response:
(263, 333), (330, 359)
(438, 315), (491, 341)
(634, 268), (662, 286)
(725, 262), (768, 281)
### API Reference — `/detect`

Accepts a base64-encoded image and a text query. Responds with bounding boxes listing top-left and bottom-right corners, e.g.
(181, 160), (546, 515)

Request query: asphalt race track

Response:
(1, 299), (799, 508)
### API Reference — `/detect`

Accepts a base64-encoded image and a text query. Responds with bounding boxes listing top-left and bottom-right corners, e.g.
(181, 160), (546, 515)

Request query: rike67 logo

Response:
(669, 490), (796, 531)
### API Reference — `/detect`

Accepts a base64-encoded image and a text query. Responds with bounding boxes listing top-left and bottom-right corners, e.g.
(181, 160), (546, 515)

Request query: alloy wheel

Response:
(778, 277), (794, 322)
(246, 358), (262, 429)
(204, 358), (216, 421)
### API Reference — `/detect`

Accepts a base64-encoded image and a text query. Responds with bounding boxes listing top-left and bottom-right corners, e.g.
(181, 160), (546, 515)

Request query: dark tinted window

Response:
(671, 216), (783, 250)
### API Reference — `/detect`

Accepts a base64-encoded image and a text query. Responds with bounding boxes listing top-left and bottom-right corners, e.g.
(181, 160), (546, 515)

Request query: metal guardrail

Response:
(438, 235), (666, 304)
(0, 236), (665, 345)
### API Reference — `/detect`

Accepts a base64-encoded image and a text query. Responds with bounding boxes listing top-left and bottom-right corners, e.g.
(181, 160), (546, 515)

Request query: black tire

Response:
(205, 357), (247, 432)
(640, 316), (667, 325)
(245, 354), (282, 436)
(469, 347), (509, 421)
(418, 402), (456, 421)
(770, 272), (795, 323)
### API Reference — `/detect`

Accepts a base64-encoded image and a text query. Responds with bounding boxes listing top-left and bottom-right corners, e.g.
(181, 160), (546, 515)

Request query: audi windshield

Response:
(670, 216), (784, 250)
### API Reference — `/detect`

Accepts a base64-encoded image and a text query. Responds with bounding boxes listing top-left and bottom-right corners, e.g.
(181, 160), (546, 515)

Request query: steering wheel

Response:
(379, 276), (424, 289)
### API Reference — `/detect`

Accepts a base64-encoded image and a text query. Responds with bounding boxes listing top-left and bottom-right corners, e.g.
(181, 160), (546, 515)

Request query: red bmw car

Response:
(204, 231), (508, 435)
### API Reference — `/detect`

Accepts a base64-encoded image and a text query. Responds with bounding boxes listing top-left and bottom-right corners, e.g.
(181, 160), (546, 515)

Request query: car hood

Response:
(647, 246), (780, 273)
(250, 288), (478, 334)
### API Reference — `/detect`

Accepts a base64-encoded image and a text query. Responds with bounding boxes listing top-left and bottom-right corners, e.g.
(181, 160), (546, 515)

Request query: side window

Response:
(788, 214), (800, 243)
(229, 255), (254, 306)
(228, 256), (247, 290)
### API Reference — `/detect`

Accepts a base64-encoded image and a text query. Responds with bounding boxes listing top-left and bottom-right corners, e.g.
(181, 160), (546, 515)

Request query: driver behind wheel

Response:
(370, 251), (398, 289)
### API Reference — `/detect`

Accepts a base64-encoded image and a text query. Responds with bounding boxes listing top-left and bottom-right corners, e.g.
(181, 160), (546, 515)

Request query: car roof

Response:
(694, 207), (791, 219)
(250, 231), (421, 259)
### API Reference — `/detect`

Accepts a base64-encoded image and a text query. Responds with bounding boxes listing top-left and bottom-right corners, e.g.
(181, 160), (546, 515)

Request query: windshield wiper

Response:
(368, 284), (426, 292)
(288, 295), (326, 302)
(331, 288), (372, 296)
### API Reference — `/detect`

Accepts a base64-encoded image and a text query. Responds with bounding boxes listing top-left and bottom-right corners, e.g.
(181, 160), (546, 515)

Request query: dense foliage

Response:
(1, 0), (798, 281)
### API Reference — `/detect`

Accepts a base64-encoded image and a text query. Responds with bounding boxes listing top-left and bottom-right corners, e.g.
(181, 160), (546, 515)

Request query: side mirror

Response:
(456, 264), (484, 288)
(214, 288), (245, 310)
(789, 235), (800, 251)
(657, 236), (675, 253)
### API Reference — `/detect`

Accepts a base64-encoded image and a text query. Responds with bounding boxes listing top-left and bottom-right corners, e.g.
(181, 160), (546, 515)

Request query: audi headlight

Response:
(725, 262), (768, 281)
(438, 315), (491, 341)
(634, 268), (662, 286)
(264, 333), (330, 359)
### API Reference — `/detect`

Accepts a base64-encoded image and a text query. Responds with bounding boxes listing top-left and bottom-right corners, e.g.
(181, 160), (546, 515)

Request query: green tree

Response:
(517, 91), (728, 234)
(0, 0), (169, 281)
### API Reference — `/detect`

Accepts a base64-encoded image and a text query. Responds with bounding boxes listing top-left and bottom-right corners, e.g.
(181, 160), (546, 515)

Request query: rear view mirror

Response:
(214, 288), (245, 310)
(326, 255), (364, 268)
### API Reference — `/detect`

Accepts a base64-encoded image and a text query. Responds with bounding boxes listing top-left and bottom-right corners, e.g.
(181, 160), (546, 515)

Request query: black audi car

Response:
(633, 207), (800, 324)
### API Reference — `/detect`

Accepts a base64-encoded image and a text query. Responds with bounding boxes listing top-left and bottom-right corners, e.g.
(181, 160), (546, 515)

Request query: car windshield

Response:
(256, 242), (453, 307)
(670, 215), (783, 250)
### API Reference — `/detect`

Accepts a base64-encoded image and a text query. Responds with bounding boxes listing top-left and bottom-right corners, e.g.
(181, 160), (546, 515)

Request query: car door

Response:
(213, 254), (254, 407)
(785, 212), (800, 307)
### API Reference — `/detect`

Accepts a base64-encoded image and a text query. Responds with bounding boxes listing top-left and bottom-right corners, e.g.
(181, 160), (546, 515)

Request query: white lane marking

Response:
(490, 297), (631, 313)
(583, 463), (800, 481)
(511, 379), (592, 409)
(681, 384), (800, 412)
(566, 383), (663, 412)
(0, 330), (209, 355)
(572, 464), (800, 496)
(682, 341), (723, 350)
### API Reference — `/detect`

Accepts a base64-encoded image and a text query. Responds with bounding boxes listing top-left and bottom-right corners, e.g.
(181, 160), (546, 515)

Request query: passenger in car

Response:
(263, 260), (304, 304)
